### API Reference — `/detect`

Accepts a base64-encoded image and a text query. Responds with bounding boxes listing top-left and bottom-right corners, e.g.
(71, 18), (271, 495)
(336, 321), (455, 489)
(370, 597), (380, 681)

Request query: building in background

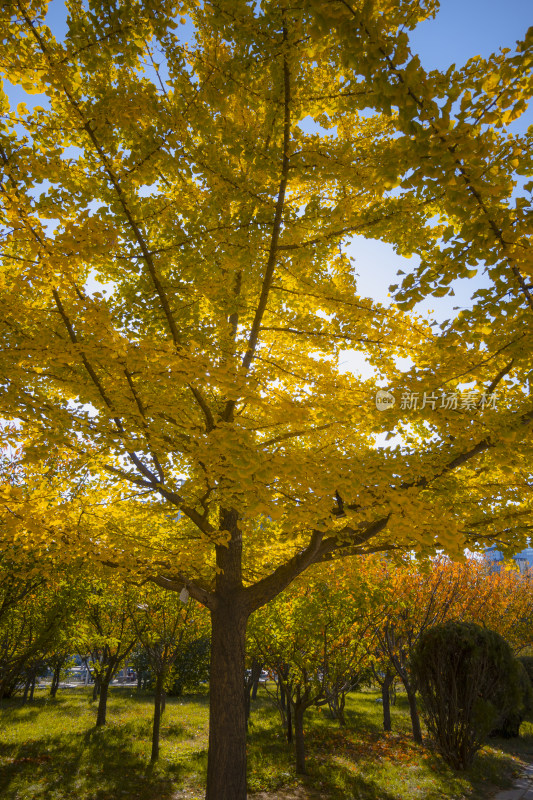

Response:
(484, 545), (533, 574)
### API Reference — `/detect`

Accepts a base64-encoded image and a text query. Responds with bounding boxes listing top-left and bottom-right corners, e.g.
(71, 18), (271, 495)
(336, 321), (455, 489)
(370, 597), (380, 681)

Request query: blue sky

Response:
(351, 0), (532, 322)
(40, 0), (532, 76)
(410, 0), (531, 74)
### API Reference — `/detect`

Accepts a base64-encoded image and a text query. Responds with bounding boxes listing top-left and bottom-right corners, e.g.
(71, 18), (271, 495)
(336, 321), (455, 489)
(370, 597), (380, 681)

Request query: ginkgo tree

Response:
(0, 1), (532, 798)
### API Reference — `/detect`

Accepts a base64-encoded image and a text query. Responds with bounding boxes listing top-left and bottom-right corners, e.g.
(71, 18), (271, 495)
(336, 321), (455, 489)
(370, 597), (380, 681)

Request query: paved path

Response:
(492, 764), (533, 800)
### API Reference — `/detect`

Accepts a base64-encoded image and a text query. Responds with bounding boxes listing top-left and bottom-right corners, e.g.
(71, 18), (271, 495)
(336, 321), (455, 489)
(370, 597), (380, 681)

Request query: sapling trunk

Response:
(404, 682), (422, 744)
(151, 671), (165, 761)
(293, 704), (306, 774)
(382, 670), (394, 732)
(96, 679), (110, 726)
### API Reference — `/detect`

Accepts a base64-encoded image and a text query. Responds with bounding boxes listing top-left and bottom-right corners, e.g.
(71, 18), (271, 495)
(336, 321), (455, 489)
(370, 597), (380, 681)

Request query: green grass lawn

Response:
(0, 685), (530, 799)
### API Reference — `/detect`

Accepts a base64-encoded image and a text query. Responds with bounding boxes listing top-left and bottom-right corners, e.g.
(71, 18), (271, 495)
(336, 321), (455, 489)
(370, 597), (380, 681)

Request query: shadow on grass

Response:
(0, 716), (207, 800)
(108, 688), (210, 707)
(488, 721), (533, 761)
(343, 701), (385, 735)
(246, 701), (413, 799)
(309, 760), (407, 800)
(406, 737), (524, 800)
(0, 693), (75, 716)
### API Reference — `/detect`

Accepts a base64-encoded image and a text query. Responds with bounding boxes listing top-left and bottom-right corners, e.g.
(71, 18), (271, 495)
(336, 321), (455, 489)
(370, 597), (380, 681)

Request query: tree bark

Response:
(22, 674), (31, 704)
(337, 694), (346, 727)
(280, 673), (286, 712)
(205, 600), (248, 800)
(50, 663), (61, 698)
(404, 681), (422, 744)
(151, 671), (164, 762)
(205, 512), (249, 800)
(382, 670), (393, 732)
(293, 704), (306, 775)
(286, 698), (293, 744)
(96, 679), (110, 726)
(29, 673), (36, 701)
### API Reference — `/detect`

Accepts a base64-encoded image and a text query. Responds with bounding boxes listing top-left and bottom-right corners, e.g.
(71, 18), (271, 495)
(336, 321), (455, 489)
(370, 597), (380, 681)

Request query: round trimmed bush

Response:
(412, 621), (524, 769)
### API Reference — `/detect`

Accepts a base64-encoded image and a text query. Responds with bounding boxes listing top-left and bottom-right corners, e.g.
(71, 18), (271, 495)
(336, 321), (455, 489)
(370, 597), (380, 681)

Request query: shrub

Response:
(490, 659), (533, 738)
(168, 636), (210, 696)
(412, 621), (524, 769)
(518, 655), (533, 687)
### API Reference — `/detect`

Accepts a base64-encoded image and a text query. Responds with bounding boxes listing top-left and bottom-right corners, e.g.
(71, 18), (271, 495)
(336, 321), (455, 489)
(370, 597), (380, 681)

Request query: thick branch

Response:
(223, 22), (292, 423)
(245, 529), (332, 613)
(147, 573), (214, 609)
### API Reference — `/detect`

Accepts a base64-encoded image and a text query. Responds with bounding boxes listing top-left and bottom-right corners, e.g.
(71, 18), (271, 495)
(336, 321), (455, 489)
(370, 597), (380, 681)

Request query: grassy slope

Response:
(0, 686), (530, 800)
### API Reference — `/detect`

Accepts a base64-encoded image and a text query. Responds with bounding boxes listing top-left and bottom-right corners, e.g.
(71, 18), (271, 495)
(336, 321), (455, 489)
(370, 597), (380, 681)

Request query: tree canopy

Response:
(1, 0), (531, 586)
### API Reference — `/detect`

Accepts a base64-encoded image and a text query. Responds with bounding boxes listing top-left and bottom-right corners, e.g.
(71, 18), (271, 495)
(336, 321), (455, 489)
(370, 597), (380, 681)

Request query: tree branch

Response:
(223, 19), (292, 423)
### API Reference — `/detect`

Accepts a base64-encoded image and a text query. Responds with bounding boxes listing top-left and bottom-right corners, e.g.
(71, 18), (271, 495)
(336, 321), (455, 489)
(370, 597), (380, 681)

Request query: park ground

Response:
(0, 686), (531, 800)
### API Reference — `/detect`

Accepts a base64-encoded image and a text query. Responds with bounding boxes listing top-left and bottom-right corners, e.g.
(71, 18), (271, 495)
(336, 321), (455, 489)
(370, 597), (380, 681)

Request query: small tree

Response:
(412, 621), (524, 769)
(81, 582), (139, 727)
(47, 651), (73, 699)
(370, 662), (397, 732)
(0, 568), (76, 700)
(249, 567), (367, 773)
(350, 555), (467, 744)
(133, 586), (209, 762)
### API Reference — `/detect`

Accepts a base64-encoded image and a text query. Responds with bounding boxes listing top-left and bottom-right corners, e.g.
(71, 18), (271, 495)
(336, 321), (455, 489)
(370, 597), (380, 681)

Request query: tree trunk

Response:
(404, 681), (422, 744)
(29, 674), (36, 701)
(244, 683), (251, 729)
(327, 688), (347, 725)
(251, 659), (261, 701)
(287, 699), (293, 744)
(205, 600), (248, 800)
(245, 659), (261, 727)
(337, 693), (347, 727)
(50, 663), (61, 698)
(96, 679), (110, 726)
(151, 671), (164, 762)
(382, 670), (393, 732)
(293, 703), (306, 775)
(92, 674), (101, 701)
(22, 674), (31, 704)
(279, 675), (286, 712)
